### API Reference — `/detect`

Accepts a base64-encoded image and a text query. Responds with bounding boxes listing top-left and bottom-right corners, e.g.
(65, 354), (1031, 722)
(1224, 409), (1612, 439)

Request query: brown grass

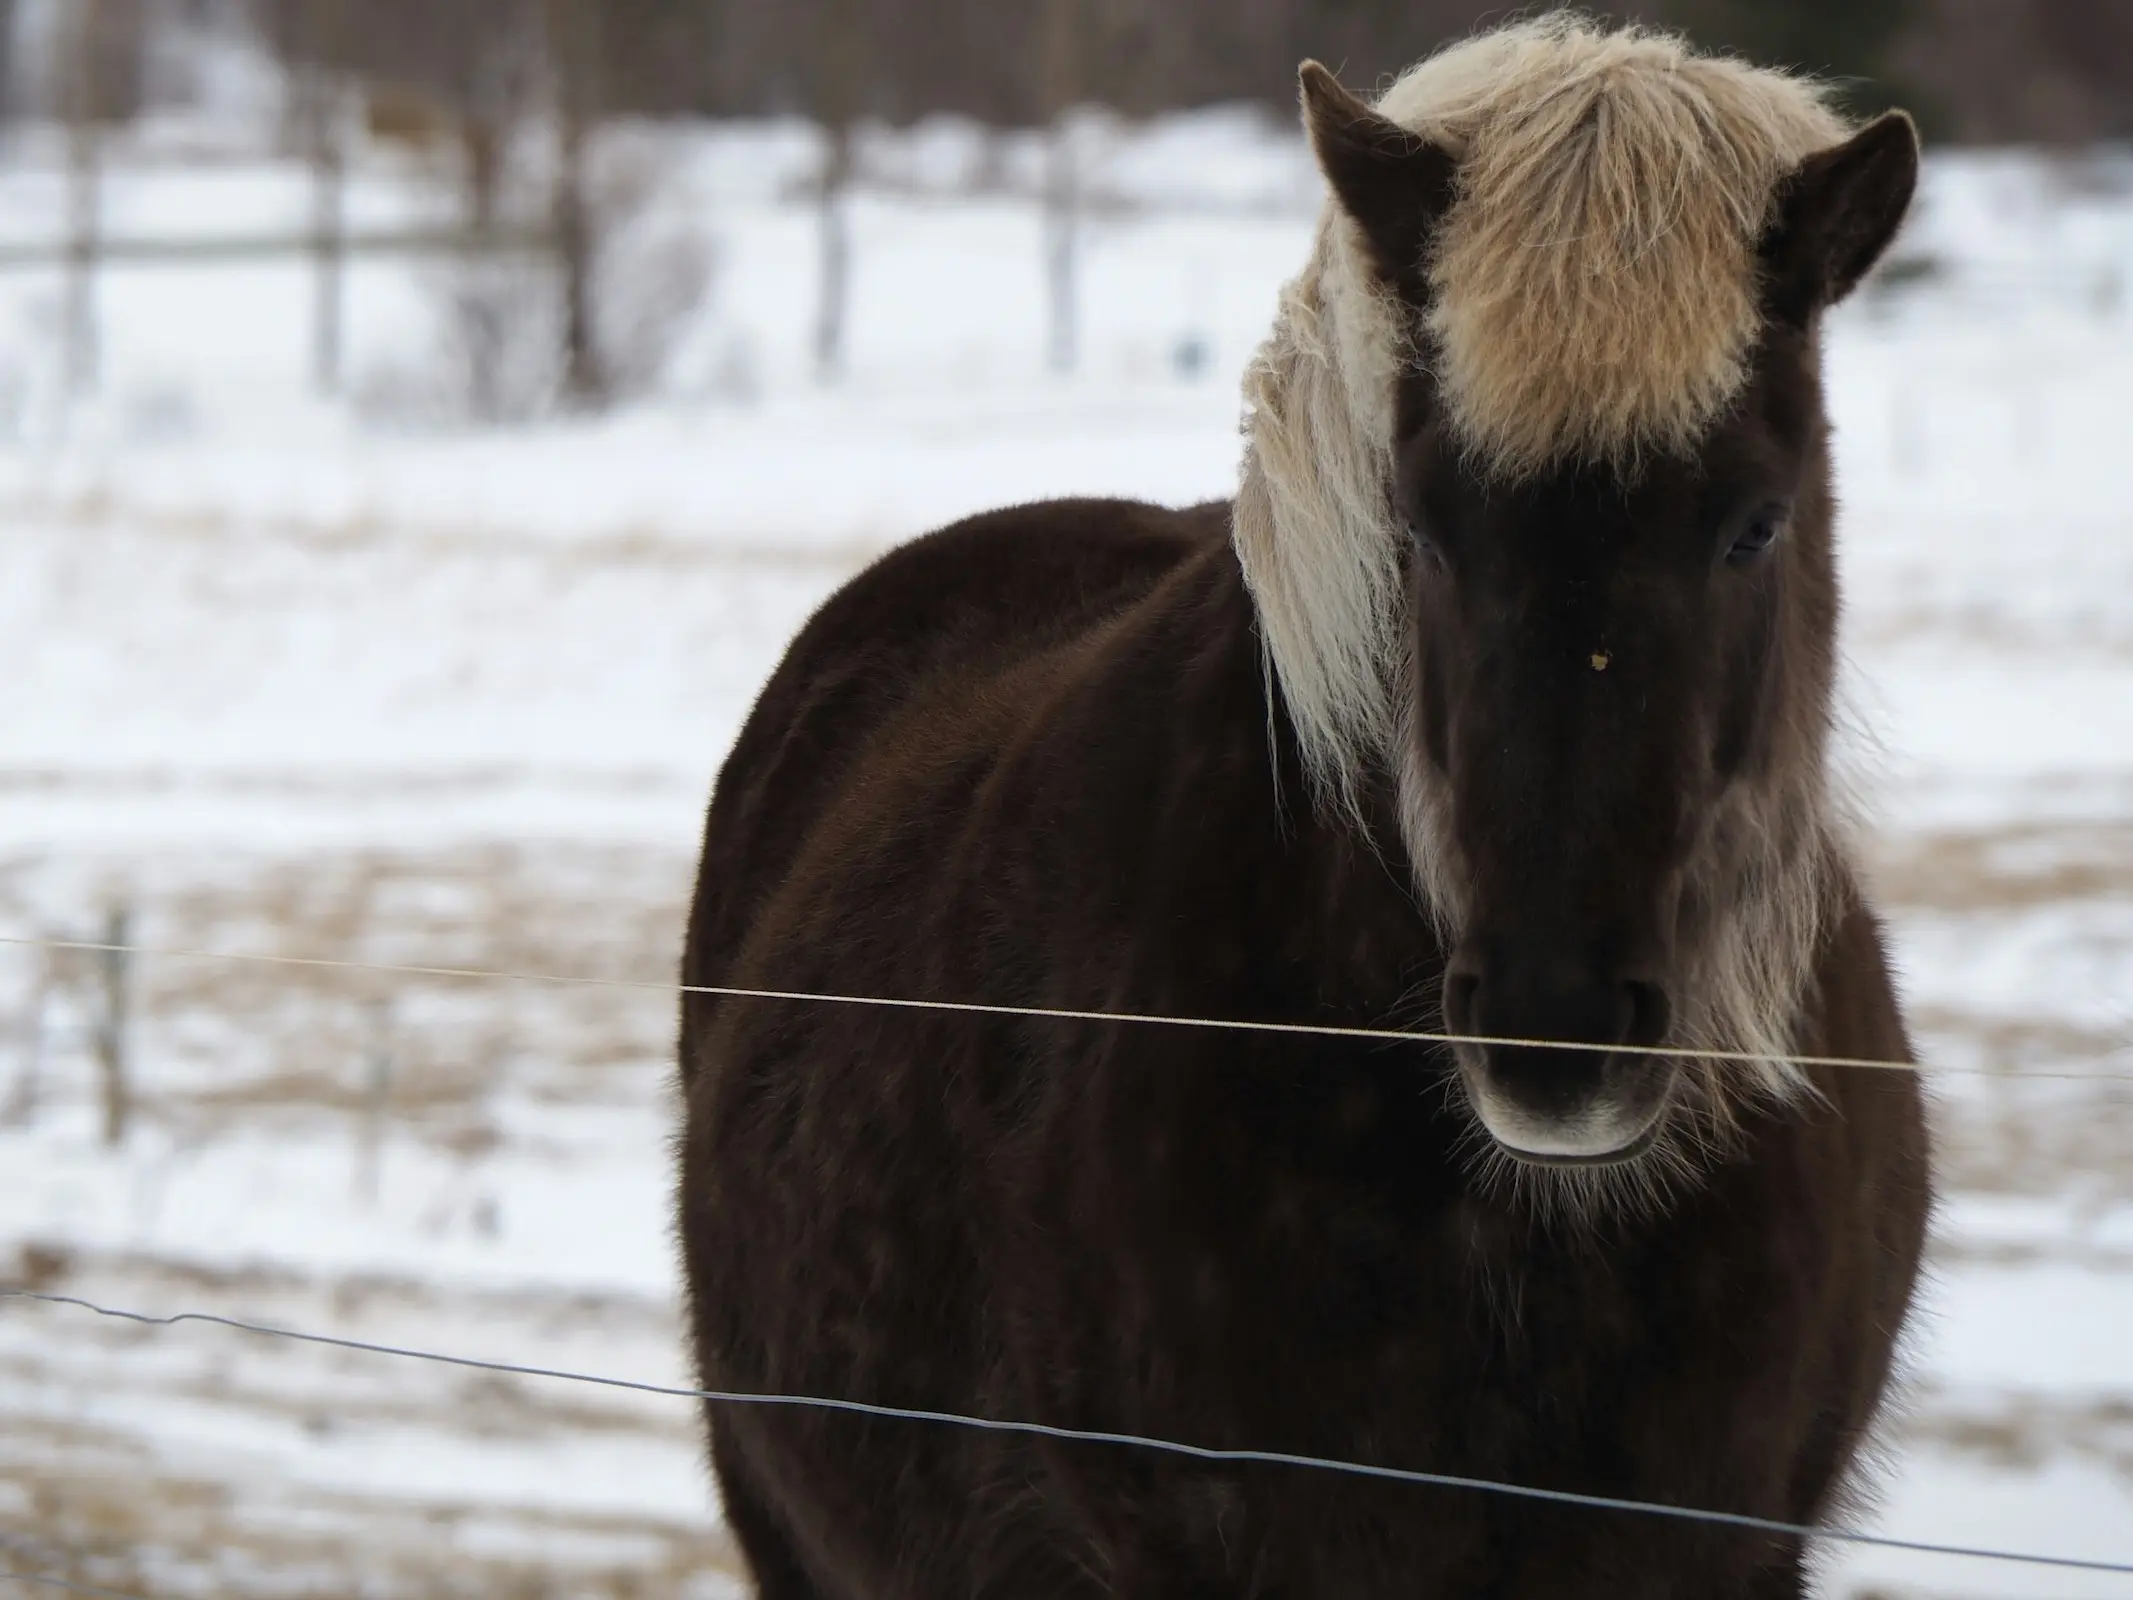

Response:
(1871, 820), (2133, 912)
(0, 809), (2125, 1592)
(0, 842), (693, 1146)
(0, 1250), (738, 1598)
(1, 1427), (745, 1600)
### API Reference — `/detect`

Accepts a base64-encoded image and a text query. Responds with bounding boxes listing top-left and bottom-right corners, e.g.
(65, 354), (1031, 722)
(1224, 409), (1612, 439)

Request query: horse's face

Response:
(1396, 343), (1829, 1164)
(1298, 65), (1917, 1166)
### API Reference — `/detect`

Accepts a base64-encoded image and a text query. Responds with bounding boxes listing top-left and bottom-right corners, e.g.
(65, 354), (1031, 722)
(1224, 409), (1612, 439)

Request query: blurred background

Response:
(0, 2), (2131, 1596)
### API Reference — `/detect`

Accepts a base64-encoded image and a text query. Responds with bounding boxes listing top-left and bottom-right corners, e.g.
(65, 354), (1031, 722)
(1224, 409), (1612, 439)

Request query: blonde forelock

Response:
(1377, 15), (1850, 476)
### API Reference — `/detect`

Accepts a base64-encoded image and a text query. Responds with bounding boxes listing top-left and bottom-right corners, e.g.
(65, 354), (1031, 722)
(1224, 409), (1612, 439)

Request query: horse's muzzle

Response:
(1443, 956), (1676, 1163)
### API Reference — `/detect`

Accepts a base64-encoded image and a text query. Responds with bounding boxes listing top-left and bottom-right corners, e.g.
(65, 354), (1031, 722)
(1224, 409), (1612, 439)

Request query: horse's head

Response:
(1240, 21), (1916, 1177)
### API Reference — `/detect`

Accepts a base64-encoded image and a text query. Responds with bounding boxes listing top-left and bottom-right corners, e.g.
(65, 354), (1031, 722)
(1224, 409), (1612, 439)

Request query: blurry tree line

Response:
(4, 0), (2133, 142)
(255, 0), (2133, 141)
(5, 0), (2130, 414)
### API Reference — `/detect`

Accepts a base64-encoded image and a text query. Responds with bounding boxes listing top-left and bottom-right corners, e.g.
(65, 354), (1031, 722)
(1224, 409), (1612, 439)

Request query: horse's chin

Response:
(1462, 1067), (1675, 1170)
(1489, 1115), (1665, 1169)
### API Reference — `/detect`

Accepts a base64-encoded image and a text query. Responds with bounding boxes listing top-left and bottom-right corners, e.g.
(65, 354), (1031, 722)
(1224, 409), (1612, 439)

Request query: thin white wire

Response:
(7, 1288), (2133, 1580)
(2, 934), (2125, 1083)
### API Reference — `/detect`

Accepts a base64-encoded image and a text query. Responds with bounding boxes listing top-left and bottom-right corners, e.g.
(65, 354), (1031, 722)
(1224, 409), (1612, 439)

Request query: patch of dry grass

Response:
(1872, 819), (2133, 913)
(1901, 1387), (2133, 1481)
(1, 1432), (745, 1600)
(0, 814), (2126, 1592)
(0, 842), (693, 1146)
(0, 1248), (738, 1599)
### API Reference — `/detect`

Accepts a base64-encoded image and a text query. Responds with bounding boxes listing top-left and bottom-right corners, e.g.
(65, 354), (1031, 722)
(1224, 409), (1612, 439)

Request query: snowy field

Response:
(1, 108), (2132, 1597)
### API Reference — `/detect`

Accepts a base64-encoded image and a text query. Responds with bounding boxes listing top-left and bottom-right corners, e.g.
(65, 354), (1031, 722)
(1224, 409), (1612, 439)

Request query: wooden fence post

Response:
(812, 0), (860, 384)
(64, 0), (105, 398)
(4, 947), (48, 1126)
(814, 122), (852, 383)
(1040, 0), (1085, 376)
(354, 997), (394, 1206)
(90, 906), (131, 1146)
(0, 0), (18, 129)
(546, 0), (606, 407)
(1043, 133), (1079, 376)
(307, 0), (347, 396)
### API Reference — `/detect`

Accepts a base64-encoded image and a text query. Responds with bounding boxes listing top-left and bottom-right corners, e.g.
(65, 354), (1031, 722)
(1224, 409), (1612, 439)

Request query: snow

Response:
(0, 109), (2129, 1597)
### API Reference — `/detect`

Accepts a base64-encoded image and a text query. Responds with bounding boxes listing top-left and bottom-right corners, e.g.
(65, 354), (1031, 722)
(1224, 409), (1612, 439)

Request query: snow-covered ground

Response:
(1, 110), (2131, 1597)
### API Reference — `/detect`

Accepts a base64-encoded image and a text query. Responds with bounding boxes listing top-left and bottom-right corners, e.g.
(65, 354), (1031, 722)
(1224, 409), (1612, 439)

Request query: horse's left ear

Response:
(1760, 110), (1920, 325)
(1300, 60), (1457, 293)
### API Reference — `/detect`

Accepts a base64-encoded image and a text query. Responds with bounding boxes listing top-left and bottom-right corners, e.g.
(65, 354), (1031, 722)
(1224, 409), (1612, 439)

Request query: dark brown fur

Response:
(677, 64), (1931, 1600)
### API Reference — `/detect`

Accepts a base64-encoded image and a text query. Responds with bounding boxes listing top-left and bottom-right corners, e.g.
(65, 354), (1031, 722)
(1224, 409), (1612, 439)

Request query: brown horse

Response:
(678, 18), (1931, 1597)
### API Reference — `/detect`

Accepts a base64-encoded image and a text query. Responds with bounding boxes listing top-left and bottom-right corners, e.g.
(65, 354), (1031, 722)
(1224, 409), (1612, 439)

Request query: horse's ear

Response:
(1300, 60), (1456, 291)
(1760, 111), (1919, 326)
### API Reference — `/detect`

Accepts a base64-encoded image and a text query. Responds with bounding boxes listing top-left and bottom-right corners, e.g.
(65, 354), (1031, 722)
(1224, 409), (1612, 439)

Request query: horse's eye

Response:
(1726, 507), (1788, 566)
(1408, 519), (1443, 566)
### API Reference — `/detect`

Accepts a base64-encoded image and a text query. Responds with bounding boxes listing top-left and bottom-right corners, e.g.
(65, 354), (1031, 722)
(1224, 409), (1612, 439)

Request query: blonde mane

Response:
(1234, 15), (1850, 813)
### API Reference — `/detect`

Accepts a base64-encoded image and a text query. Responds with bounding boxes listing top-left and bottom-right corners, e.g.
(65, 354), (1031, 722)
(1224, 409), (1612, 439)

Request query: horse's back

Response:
(679, 497), (1225, 1077)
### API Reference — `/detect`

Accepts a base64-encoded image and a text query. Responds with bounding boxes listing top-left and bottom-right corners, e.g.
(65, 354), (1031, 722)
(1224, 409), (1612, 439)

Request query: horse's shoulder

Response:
(681, 497), (1234, 1030)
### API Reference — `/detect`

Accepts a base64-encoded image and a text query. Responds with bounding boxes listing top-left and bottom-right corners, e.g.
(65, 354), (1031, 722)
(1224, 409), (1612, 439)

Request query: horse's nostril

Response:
(1443, 971), (1481, 1035)
(1446, 948), (1657, 1053)
(1624, 980), (1671, 1048)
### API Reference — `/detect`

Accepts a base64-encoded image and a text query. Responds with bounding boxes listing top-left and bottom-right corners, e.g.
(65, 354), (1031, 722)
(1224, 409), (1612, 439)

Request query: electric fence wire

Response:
(2, 934), (2126, 1082)
(7, 1287), (2133, 1580)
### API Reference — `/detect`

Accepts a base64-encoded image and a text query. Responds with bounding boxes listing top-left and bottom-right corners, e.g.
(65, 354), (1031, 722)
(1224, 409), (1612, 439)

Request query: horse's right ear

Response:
(1300, 61), (1456, 291)
(1760, 111), (1920, 326)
